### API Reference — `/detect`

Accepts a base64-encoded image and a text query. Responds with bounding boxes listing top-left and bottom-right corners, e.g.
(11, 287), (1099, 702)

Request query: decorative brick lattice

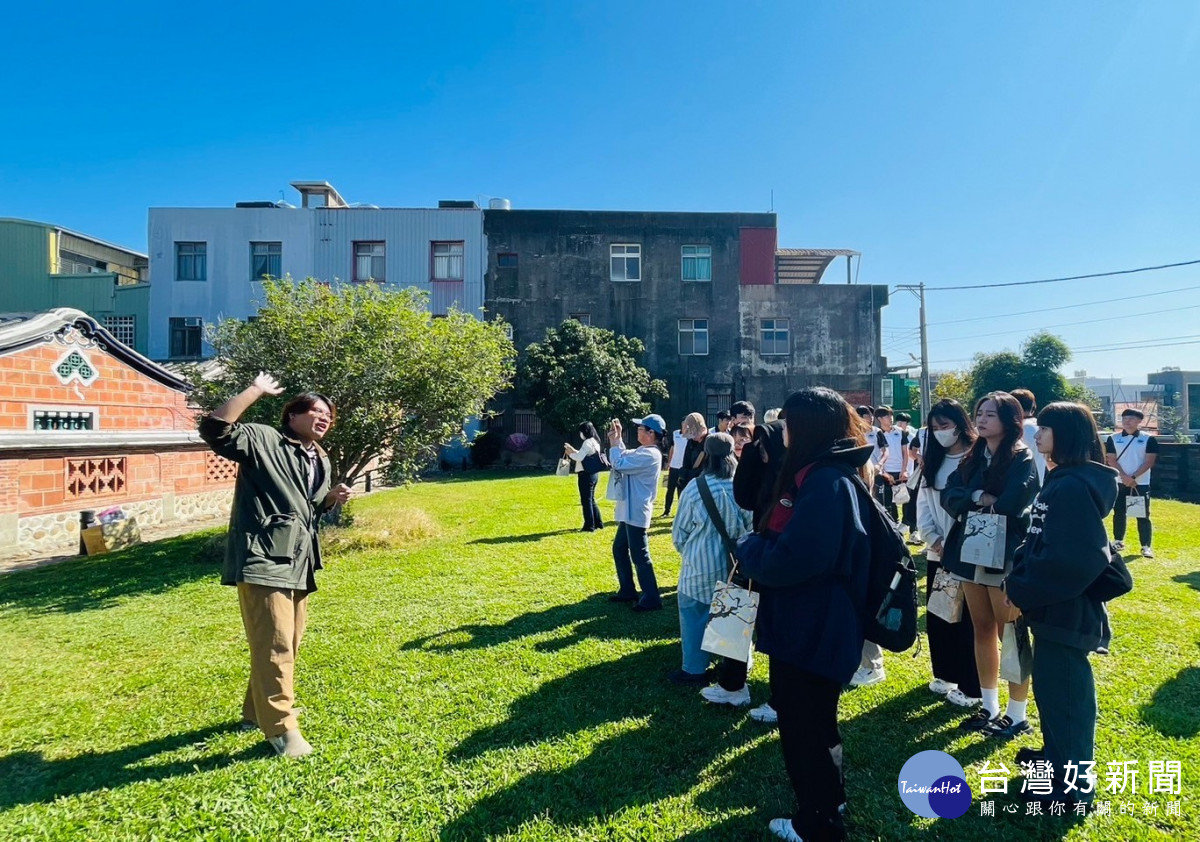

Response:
(65, 457), (127, 499)
(206, 452), (238, 484)
(55, 350), (98, 385)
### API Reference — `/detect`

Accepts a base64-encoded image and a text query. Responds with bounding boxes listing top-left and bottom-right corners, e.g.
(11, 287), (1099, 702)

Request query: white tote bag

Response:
(605, 469), (626, 502)
(701, 575), (760, 663)
(1125, 490), (1148, 518)
(892, 484), (911, 506)
(555, 458), (571, 477)
(999, 621), (1033, 684)
(960, 509), (1007, 570)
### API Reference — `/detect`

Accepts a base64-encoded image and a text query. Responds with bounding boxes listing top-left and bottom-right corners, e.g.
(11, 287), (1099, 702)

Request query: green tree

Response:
(966, 332), (1098, 409)
(188, 279), (515, 485)
(931, 370), (974, 408)
(520, 319), (668, 433)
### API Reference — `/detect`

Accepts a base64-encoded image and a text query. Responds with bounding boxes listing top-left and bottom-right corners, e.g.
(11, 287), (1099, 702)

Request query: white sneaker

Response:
(699, 684), (752, 707)
(1141, 546), (1154, 558)
(849, 667), (885, 687)
(1113, 540), (1125, 551)
(946, 688), (982, 708)
(749, 702), (778, 723)
(768, 818), (804, 841)
(928, 678), (957, 696)
(267, 729), (313, 758)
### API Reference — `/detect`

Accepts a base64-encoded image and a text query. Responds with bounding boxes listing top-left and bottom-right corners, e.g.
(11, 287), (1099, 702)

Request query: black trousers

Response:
(1112, 485), (1152, 547)
(771, 659), (847, 841)
(925, 560), (981, 696)
(662, 467), (684, 514)
(1031, 636), (1098, 801)
(875, 471), (901, 522)
(577, 471), (603, 530)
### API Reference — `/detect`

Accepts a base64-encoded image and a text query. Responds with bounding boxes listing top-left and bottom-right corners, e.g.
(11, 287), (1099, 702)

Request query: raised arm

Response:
(212, 372), (284, 423)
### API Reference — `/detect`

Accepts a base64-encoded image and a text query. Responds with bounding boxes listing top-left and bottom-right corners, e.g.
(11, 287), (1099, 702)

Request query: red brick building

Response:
(0, 309), (235, 556)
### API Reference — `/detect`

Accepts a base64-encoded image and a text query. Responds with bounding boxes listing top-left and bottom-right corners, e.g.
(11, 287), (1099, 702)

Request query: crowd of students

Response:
(569, 389), (1141, 842)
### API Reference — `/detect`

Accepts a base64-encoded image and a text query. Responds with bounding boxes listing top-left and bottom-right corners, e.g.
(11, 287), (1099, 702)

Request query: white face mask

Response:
(933, 429), (959, 447)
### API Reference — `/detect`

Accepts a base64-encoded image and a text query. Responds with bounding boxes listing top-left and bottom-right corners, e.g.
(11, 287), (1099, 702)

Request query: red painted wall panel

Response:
(739, 227), (777, 285)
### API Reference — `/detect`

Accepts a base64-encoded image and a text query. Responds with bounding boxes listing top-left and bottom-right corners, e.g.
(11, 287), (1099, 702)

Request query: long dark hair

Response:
(921, 399), (976, 488)
(1037, 402), (1103, 467)
(772, 387), (870, 502)
(578, 421), (601, 446)
(960, 391), (1024, 495)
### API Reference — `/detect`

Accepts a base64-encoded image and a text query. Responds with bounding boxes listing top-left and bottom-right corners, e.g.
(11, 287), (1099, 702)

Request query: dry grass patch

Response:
(321, 504), (439, 554)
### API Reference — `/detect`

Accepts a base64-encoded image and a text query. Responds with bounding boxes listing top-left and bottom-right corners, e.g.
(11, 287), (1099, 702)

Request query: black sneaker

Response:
(631, 602), (663, 612)
(984, 715), (1034, 740)
(608, 593), (637, 603)
(958, 708), (995, 731)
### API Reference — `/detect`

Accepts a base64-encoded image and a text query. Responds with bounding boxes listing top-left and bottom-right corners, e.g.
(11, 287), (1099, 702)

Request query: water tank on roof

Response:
(488, 198), (512, 210)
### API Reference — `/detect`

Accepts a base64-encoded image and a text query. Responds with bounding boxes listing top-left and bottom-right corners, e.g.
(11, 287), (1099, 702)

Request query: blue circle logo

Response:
(897, 750), (972, 819)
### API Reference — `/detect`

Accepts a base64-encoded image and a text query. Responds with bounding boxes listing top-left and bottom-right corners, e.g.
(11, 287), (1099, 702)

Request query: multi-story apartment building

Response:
(0, 218), (149, 354)
(147, 182), (486, 360)
(483, 208), (887, 431)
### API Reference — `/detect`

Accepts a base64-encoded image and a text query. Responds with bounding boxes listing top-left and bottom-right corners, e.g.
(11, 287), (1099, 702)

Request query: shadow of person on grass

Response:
(1141, 660), (1200, 738)
(402, 592), (680, 654)
(0, 722), (262, 810)
(1171, 571), (1200, 592)
(0, 531), (223, 616)
(467, 528), (581, 545)
(439, 643), (769, 840)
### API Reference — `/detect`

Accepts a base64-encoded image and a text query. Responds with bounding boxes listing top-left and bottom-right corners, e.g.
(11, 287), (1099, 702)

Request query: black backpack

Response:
(832, 464), (920, 652)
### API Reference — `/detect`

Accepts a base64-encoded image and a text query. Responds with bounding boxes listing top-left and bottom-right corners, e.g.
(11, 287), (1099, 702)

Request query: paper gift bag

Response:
(555, 458), (571, 477)
(1125, 491), (1148, 518)
(892, 484), (911, 506)
(701, 580), (760, 663)
(960, 510), (1006, 569)
(927, 567), (964, 623)
(605, 469), (626, 502)
(1000, 620), (1033, 684)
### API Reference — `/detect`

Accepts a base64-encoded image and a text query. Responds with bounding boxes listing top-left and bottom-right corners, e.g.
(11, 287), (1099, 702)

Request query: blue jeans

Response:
(677, 592), (712, 674)
(612, 522), (661, 607)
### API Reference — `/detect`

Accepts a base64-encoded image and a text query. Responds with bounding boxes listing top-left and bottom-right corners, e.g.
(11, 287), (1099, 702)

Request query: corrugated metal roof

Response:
(775, 249), (859, 285)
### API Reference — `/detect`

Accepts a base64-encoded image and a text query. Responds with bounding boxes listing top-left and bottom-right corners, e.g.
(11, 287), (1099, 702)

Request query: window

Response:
(679, 319), (709, 356)
(760, 318), (790, 356)
(503, 324), (514, 341)
(881, 378), (895, 406)
(569, 312), (591, 326)
(497, 252), (518, 268)
(251, 242), (282, 281)
(169, 317), (203, 359)
(175, 242), (206, 281)
(33, 409), (94, 431)
(610, 244), (641, 282)
(682, 245), (712, 282)
(432, 241), (465, 281)
(102, 315), (136, 347)
(354, 241), (386, 282)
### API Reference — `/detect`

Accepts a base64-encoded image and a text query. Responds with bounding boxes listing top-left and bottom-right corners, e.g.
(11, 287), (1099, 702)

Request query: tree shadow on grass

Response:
(0, 723), (262, 810)
(402, 592), (681, 654)
(1141, 663), (1200, 738)
(0, 531), (222, 616)
(467, 529), (580, 545)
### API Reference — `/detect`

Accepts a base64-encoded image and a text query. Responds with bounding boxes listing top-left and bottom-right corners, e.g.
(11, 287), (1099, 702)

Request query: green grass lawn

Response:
(1, 472), (1197, 841)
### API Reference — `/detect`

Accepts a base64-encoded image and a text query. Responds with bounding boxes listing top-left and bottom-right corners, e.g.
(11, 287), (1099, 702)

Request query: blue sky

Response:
(3, 1), (1198, 384)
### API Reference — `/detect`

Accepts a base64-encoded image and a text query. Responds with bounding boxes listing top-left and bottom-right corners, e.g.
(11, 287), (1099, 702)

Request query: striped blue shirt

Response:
(672, 475), (754, 603)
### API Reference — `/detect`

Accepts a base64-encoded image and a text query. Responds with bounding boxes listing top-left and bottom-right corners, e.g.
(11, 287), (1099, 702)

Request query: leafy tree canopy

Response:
(966, 332), (1099, 410)
(519, 319), (668, 434)
(187, 279), (515, 484)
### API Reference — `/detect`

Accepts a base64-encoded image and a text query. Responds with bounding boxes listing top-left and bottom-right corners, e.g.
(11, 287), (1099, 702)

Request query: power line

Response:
(927, 282), (1200, 327)
(933, 302), (1200, 344)
(912, 259), (1200, 292)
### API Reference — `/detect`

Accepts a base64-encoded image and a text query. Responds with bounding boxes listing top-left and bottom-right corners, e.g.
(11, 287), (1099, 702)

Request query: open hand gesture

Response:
(253, 372), (284, 396)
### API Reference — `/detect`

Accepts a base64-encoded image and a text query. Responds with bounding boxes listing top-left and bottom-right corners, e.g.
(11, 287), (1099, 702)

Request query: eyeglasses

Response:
(308, 409), (332, 421)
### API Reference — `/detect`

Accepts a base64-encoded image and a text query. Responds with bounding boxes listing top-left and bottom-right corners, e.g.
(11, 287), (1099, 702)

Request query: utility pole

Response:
(919, 282), (931, 422)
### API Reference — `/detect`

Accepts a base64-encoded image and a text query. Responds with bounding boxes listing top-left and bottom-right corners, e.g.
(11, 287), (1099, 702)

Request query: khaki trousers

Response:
(237, 582), (308, 738)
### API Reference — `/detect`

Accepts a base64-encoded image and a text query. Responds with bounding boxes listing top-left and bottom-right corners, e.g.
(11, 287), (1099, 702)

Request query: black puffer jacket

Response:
(940, 447), (1039, 580)
(733, 420), (787, 530)
(1007, 461), (1119, 653)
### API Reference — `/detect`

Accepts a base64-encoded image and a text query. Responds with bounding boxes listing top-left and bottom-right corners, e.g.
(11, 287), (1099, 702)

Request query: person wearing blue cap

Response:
(607, 413), (666, 611)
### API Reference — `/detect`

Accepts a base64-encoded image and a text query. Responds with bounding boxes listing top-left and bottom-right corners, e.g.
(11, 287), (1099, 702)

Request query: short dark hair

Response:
(716, 409), (732, 420)
(1011, 388), (1037, 416)
(729, 400), (755, 419)
(1037, 402), (1103, 467)
(730, 422), (753, 438)
(874, 405), (893, 419)
(1121, 408), (1145, 420)
(856, 405), (873, 417)
(281, 392), (336, 430)
(895, 412), (911, 423)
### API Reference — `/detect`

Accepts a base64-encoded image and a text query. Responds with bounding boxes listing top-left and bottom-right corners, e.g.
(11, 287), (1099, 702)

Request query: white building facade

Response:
(147, 182), (486, 360)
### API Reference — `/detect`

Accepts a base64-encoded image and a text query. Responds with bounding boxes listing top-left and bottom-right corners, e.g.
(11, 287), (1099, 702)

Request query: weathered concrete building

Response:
(483, 208), (887, 433)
